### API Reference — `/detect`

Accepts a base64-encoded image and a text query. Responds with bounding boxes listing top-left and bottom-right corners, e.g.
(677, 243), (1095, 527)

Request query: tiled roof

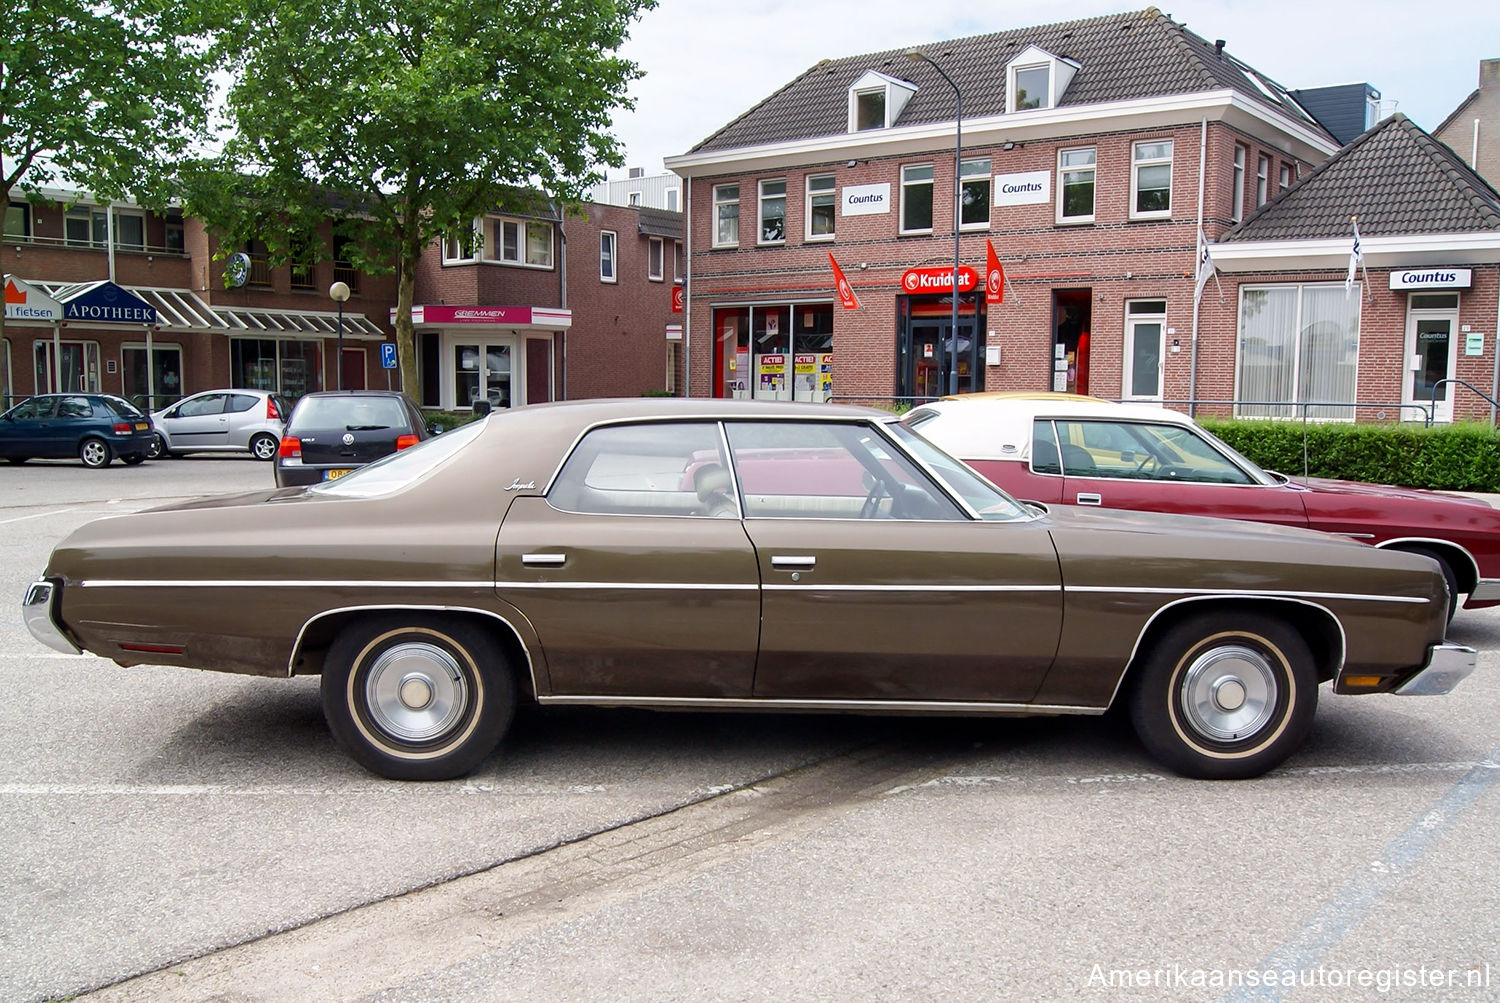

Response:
(1434, 89), (1480, 138)
(1219, 114), (1500, 241)
(635, 206), (685, 240)
(687, 8), (1321, 155)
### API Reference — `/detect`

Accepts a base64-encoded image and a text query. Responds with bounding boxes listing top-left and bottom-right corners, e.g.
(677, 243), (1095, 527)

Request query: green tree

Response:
(1, 0), (213, 340)
(189, 0), (655, 395)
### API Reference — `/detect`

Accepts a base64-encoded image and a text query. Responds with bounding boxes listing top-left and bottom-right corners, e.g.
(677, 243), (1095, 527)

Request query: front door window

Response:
(1124, 300), (1166, 400)
(1406, 294), (1459, 422)
(33, 341), (100, 394)
(454, 342), (513, 409)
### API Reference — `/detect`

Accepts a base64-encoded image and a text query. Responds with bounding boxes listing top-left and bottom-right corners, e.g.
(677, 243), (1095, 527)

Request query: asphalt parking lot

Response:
(2, 456), (1498, 1002)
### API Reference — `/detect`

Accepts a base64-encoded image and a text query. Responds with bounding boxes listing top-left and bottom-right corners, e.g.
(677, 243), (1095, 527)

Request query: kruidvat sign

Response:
(1388, 268), (1472, 291)
(61, 282), (157, 324)
(900, 266), (979, 294)
(993, 170), (1051, 207)
(842, 183), (891, 217)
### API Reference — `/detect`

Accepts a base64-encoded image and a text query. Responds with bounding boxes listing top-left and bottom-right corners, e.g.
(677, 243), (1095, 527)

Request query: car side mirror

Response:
(428, 423), (443, 435)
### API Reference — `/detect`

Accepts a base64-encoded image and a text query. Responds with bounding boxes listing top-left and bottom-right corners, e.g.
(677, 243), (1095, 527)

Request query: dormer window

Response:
(847, 70), (917, 132)
(1005, 45), (1079, 113)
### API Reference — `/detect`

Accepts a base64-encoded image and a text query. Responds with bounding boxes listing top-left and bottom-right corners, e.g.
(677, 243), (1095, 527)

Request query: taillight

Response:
(266, 397), (281, 420)
(278, 436), (301, 458)
(111, 422), (132, 434)
(395, 434), (420, 450)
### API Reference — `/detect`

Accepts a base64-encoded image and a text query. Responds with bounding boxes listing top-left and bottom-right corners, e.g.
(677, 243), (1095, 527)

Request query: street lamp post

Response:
(906, 49), (963, 396)
(329, 281), (351, 390)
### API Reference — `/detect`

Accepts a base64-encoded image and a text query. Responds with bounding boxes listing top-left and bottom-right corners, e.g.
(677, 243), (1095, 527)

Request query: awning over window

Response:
(37, 282), (388, 339)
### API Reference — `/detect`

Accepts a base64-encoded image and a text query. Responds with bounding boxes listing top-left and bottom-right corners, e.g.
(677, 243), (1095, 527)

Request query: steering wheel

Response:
(1133, 453), (1160, 475)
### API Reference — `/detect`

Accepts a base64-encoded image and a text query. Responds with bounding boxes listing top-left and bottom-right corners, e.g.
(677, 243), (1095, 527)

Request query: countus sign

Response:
(901, 266), (979, 293)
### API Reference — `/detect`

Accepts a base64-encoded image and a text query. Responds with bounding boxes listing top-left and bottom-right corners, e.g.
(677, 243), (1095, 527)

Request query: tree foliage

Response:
(186, 0), (655, 393)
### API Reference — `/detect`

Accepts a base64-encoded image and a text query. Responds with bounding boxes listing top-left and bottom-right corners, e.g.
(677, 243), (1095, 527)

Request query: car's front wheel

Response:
(321, 615), (515, 780)
(250, 433), (278, 461)
(146, 433), (167, 459)
(1129, 612), (1317, 779)
(79, 437), (111, 468)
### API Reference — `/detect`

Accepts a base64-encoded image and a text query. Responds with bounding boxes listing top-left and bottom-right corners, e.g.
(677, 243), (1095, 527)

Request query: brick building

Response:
(1434, 58), (1500, 188)
(666, 8), (1341, 408)
(3, 192), (683, 412)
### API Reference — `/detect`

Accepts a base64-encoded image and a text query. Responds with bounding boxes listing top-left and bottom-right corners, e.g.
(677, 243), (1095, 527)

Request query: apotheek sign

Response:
(1389, 268), (1472, 290)
(900, 266), (979, 293)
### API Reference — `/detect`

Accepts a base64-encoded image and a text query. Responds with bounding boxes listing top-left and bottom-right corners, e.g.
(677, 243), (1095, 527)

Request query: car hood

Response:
(1039, 499), (1367, 549)
(1293, 476), (1495, 510)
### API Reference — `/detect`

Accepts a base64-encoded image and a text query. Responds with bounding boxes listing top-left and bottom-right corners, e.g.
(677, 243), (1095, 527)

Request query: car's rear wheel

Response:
(1129, 612), (1317, 779)
(146, 433), (167, 459)
(250, 433), (278, 461)
(321, 615), (514, 780)
(79, 437), (111, 468)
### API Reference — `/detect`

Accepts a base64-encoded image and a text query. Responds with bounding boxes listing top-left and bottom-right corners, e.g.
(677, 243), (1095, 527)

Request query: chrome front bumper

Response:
(1395, 642), (1477, 695)
(21, 580), (80, 655)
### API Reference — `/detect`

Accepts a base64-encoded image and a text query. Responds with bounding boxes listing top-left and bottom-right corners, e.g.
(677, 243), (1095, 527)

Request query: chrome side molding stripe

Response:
(536, 694), (1107, 715)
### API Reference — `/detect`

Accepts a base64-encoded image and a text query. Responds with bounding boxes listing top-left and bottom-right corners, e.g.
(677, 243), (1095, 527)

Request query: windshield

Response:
(882, 422), (1034, 522)
(308, 419), (485, 498)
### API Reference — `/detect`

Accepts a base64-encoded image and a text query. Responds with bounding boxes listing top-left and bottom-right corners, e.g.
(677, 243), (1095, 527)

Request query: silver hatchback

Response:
(150, 390), (289, 460)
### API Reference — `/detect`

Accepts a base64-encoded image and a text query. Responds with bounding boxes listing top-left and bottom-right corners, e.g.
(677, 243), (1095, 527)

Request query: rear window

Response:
(291, 396), (410, 431)
(99, 396), (144, 418)
(309, 419), (484, 498)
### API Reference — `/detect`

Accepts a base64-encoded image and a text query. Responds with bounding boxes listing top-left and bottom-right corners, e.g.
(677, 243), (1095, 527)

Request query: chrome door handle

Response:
(1076, 493), (1102, 506)
(521, 553), (567, 567)
(771, 555), (816, 571)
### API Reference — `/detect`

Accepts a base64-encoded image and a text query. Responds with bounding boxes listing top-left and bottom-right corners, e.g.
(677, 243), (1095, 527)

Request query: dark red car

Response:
(905, 393), (1500, 619)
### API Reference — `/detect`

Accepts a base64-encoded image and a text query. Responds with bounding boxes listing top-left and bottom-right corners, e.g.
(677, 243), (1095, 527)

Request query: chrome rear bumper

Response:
(1468, 579), (1500, 602)
(1395, 642), (1476, 695)
(22, 580), (80, 655)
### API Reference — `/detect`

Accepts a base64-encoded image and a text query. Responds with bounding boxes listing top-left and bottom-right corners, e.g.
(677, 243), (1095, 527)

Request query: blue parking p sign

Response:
(380, 343), (397, 369)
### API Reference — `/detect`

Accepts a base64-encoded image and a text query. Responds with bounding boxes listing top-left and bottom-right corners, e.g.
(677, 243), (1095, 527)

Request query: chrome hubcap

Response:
(1180, 644), (1277, 741)
(83, 442), (105, 465)
(365, 642), (468, 742)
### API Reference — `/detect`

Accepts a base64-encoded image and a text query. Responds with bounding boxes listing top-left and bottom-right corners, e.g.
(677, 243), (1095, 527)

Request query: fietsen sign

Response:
(1388, 268), (1472, 290)
(842, 183), (891, 216)
(992, 171), (1051, 207)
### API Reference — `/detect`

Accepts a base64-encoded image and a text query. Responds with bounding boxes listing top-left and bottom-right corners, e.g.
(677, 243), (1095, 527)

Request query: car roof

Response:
(907, 393), (1196, 460)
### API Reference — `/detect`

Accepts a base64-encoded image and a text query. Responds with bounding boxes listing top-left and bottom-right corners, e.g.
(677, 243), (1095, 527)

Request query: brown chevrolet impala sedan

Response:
(22, 399), (1476, 781)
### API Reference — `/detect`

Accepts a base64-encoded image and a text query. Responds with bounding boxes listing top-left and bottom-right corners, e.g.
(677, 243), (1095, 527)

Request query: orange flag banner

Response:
(985, 239), (1004, 305)
(829, 253), (860, 310)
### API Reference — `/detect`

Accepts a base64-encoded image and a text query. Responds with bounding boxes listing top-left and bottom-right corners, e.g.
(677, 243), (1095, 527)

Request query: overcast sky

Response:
(605, 0), (1498, 176)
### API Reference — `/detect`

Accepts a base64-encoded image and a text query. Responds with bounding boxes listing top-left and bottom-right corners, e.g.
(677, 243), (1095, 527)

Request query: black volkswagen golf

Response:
(274, 391), (440, 487)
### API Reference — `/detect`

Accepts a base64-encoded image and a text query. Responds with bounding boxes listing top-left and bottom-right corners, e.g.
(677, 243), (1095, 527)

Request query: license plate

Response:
(324, 468), (354, 481)
(134, 422), (149, 431)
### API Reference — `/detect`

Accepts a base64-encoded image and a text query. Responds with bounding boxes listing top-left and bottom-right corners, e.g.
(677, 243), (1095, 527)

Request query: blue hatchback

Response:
(0, 394), (157, 468)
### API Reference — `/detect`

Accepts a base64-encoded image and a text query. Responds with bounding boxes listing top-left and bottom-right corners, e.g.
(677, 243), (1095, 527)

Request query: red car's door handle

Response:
(1076, 492), (1102, 506)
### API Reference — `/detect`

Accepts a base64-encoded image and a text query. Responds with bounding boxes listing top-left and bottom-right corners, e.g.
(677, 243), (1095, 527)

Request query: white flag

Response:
(1194, 227), (1216, 308)
(1345, 219), (1363, 295)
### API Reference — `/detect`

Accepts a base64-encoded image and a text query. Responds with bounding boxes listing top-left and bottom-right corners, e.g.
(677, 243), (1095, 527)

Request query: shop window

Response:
(600, 230), (617, 282)
(1232, 145), (1246, 222)
(1236, 283), (1359, 421)
(1130, 140), (1173, 218)
(1058, 147), (1096, 223)
(758, 180), (786, 244)
(806, 174), (836, 241)
(231, 337), (323, 399)
(122, 343), (183, 408)
(901, 164), (934, 234)
(34, 341), (102, 393)
(648, 236), (664, 281)
(713, 184), (740, 248)
(960, 158), (991, 230)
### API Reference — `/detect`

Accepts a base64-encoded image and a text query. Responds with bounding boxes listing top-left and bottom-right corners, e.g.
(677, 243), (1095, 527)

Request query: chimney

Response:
(1214, 39), (1225, 58)
(1481, 58), (1500, 87)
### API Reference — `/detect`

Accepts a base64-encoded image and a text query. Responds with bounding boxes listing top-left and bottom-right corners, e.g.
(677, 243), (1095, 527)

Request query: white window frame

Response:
(1234, 282), (1361, 421)
(757, 179), (786, 246)
(851, 87), (888, 132)
(666, 188), (680, 211)
(712, 183), (740, 248)
(648, 236), (665, 282)
(442, 219), (480, 264)
(1122, 300), (1167, 401)
(1056, 147), (1096, 225)
(805, 173), (836, 242)
(1256, 154), (1270, 207)
(482, 216), (553, 269)
(599, 230), (617, 283)
(1129, 139), (1173, 220)
(627, 192), (641, 207)
(900, 164), (934, 235)
(1279, 163), (1291, 194)
(1232, 145), (1246, 222)
(1009, 63), (1051, 112)
(959, 158), (991, 231)
(112, 209), (146, 250)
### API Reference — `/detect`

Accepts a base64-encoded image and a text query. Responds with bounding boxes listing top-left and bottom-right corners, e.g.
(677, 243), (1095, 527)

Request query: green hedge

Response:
(1199, 419), (1500, 492)
(425, 410), (479, 432)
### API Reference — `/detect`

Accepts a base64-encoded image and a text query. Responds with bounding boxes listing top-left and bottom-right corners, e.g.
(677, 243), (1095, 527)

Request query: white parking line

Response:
(0, 505), (91, 526)
(886, 760), (1495, 794)
(0, 782), (610, 796)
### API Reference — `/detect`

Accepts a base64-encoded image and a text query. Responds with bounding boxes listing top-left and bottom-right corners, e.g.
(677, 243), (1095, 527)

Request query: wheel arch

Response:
(1375, 538), (1478, 595)
(289, 605), (539, 701)
(1109, 596), (1345, 709)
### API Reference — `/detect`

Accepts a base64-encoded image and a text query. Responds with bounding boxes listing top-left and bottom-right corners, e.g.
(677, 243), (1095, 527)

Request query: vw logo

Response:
(341, 432), (355, 445)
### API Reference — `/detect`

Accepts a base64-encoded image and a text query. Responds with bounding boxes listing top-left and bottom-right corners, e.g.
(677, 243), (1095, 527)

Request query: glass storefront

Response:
(34, 341), (101, 394)
(123, 344), (183, 410)
(231, 337), (325, 399)
(713, 303), (833, 402)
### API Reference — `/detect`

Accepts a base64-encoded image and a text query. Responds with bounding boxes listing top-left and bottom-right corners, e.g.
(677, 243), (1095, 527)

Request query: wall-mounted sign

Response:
(405, 305), (572, 328)
(61, 281), (157, 324)
(992, 171), (1051, 207)
(4, 275), (63, 322)
(842, 183), (891, 216)
(1389, 268), (1472, 290)
(900, 266), (979, 294)
(1465, 332), (1485, 356)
